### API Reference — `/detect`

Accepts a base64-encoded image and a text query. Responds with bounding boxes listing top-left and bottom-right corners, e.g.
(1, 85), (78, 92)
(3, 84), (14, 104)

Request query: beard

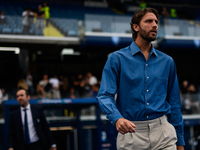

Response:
(139, 27), (157, 42)
(18, 100), (27, 107)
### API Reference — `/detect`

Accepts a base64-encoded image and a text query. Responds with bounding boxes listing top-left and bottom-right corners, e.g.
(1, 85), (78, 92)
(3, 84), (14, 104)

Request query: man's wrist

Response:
(177, 145), (184, 150)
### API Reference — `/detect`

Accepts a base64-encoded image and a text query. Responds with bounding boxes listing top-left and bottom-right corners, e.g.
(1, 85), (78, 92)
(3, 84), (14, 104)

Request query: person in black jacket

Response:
(8, 89), (57, 150)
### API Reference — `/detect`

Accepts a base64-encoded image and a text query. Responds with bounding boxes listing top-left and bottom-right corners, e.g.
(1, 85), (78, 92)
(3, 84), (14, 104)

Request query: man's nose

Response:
(152, 21), (158, 28)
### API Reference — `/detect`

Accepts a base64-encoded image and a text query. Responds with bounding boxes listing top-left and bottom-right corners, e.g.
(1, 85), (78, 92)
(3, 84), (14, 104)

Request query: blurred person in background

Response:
(39, 74), (52, 98)
(59, 75), (69, 98)
(88, 84), (99, 97)
(180, 80), (189, 94)
(180, 80), (195, 114)
(0, 88), (8, 118)
(139, 0), (146, 10)
(161, 6), (170, 18)
(74, 73), (87, 97)
(170, 8), (178, 19)
(187, 83), (199, 113)
(17, 78), (28, 91)
(41, 2), (50, 27)
(73, 73), (84, 94)
(8, 89), (56, 150)
(26, 70), (34, 97)
(33, 84), (44, 99)
(84, 76), (92, 94)
(49, 74), (61, 99)
(160, 6), (170, 25)
(68, 87), (77, 99)
(78, 79), (87, 97)
(22, 7), (34, 35)
(35, 5), (45, 35)
(188, 83), (196, 94)
(86, 72), (98, 86)
(78, 20), (85, 39)
(0, 88), (8, 103)
(0, 11), (7, 24)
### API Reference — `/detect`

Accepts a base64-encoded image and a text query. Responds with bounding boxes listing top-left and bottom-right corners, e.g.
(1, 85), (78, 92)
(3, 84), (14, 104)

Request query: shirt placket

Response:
(145, 63), (149, 119)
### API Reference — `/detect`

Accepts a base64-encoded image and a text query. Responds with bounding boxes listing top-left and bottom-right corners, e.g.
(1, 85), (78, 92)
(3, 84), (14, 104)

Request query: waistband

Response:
(132, 115), (167, 129)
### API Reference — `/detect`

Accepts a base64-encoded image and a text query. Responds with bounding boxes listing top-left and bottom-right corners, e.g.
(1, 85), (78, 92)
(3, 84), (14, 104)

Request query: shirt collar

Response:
(130, 41), (157, 57)
(20, 103), (30, 111)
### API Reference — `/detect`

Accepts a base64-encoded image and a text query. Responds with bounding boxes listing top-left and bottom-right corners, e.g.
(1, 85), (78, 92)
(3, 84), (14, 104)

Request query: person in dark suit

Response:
(8, 89), (57, 150)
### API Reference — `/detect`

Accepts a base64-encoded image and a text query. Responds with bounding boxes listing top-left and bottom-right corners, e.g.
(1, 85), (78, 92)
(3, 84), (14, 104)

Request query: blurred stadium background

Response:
(1, 0), (200, 149)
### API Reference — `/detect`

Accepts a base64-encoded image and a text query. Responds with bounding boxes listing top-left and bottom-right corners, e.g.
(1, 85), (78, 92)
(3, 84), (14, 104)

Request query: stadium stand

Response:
(1, 0), (200, 37)
(50, 18), (79, 36)
(1, 0), (200, 149)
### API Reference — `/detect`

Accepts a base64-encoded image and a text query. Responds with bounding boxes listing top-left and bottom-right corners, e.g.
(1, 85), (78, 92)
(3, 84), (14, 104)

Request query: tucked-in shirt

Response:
(20, 104), (39, 143)
(96, 41), (185, 146)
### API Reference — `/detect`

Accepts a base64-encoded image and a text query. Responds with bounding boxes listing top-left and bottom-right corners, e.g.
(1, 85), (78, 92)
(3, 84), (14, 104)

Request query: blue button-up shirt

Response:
(96, 41), (185, 146)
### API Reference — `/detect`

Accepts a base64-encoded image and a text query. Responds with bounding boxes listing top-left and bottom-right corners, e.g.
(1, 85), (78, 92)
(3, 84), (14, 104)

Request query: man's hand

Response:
(49, 147), (57, 150)
(177, 146), (184, 150)
(8, 148), (14, 150)
(115, 118), (136, 134)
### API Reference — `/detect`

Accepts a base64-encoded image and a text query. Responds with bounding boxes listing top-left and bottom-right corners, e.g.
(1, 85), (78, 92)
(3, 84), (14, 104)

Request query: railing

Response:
(1, 15), (200, 38)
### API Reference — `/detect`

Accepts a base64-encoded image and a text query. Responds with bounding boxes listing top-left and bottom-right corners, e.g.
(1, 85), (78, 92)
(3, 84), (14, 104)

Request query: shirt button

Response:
(147, 90), (149, 92)
(111, 121), (113, 124)
(146, 64), (148, 66)
(147, 76), (149, 79)
(147, 103), (149, 105)
(147, 116), (149, 118)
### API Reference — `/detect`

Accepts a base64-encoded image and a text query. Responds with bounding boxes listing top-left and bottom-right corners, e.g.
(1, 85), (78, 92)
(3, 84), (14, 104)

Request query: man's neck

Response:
(21, 103), (29, 109)
(135, 38), (152, 61)
(135, 38), (152, 53)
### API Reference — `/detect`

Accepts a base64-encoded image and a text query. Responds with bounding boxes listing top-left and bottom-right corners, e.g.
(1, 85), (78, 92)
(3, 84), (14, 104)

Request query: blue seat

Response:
(13, 27), (23, 34)
(68, 30), (77, 36)
(2, 27), (12, 34)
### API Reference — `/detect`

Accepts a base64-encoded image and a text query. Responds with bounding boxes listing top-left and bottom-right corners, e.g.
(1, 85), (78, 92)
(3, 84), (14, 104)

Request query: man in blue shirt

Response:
(96, 8), (184, 150)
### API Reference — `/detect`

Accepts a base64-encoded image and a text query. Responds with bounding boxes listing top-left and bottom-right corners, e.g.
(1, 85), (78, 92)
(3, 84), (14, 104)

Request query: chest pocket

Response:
(156, 77), (168, 97)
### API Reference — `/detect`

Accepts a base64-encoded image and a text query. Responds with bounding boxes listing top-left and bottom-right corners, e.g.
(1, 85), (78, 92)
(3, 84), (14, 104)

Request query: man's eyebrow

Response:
(145, 18), (158, 22)
(145, 19), (153, 21)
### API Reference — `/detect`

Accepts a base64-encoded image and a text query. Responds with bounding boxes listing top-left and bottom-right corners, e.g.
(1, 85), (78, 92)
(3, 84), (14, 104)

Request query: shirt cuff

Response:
(108, 110), (124, 126)
(51, 144), (56, 148)
(176, 135), (185, 146)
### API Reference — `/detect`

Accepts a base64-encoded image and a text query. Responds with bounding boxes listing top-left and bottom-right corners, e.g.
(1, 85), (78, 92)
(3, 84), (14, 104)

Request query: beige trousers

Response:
(117, 115), (177, 150)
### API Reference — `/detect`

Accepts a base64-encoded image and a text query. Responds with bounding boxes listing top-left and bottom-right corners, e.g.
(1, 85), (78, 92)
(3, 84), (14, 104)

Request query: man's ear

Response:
(132, 23), (139, 32)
